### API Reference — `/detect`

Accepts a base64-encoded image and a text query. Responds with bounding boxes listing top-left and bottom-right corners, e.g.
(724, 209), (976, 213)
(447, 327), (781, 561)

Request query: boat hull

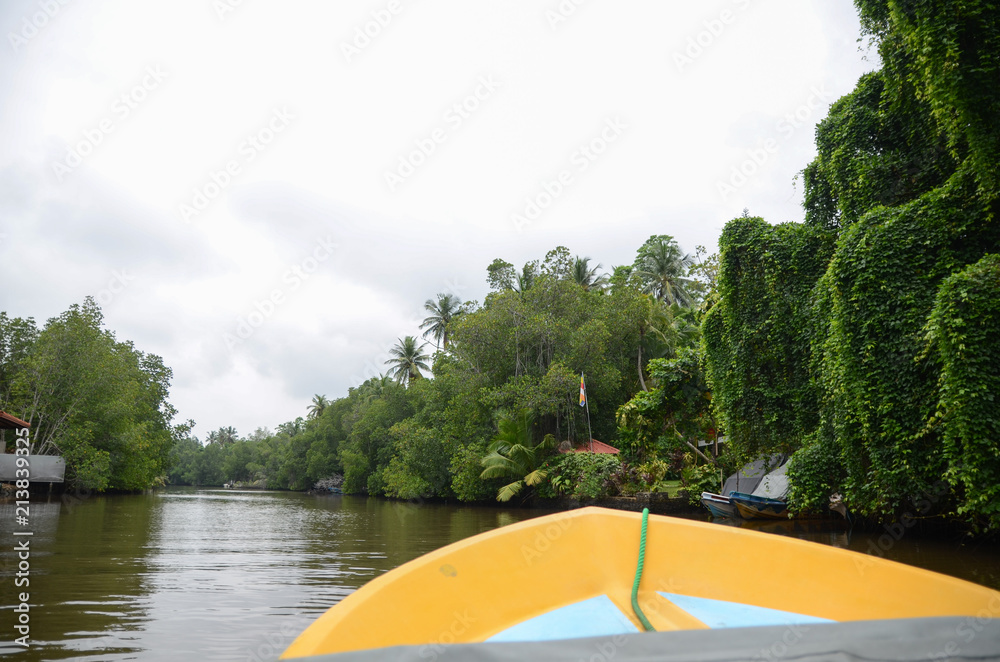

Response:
(729, 492), (790, 519)
(281, 507), (1000, 658)
(700, 492), (738, 518)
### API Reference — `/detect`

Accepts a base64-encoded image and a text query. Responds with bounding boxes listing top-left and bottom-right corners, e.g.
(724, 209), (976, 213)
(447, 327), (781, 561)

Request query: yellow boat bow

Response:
(282, 507), (1000, 659)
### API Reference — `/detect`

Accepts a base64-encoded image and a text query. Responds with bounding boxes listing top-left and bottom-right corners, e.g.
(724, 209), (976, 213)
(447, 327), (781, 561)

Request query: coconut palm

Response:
(632, 235), (696, 307)
(207, 426), (238, 446)
(308, 394), (329, 420)
(385, 336), (431, 386)
(571, 256), (609, 292)
(480, 410), (557, 502)
(420, 293), (464, 350)
(512, 262), (538, 294)
(355, 373), (395, 402)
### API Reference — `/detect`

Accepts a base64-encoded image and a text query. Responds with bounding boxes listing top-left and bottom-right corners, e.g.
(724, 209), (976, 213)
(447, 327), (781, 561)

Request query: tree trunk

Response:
(637, 344), (647, 392)
(683, 438), (715, 465)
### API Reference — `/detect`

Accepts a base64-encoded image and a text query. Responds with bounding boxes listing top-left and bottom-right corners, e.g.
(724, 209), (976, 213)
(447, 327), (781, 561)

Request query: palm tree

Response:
(480, 410), (557, 502)
(355, 373), (395, 402)
(208, 426), (238, 446)
(420, 293), (464, 350)
(308, 394), (329, 420)
(385, 336), (431, 386)
(571, 256), (609, 292)
(513, 261), (540, 294)
(632, 235), (696, 307)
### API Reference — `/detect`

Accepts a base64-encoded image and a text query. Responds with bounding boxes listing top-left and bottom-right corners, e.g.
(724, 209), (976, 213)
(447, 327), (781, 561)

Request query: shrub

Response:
(680, 460), (721, 506)
(545, 452), (622, 500)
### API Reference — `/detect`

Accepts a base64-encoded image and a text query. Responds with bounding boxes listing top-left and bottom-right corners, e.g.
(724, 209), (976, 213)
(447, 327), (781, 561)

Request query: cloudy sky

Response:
(1, 0), (875, 439)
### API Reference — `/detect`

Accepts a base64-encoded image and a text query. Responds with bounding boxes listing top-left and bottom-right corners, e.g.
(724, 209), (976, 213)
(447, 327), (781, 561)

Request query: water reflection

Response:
(1, 493), (156, 661)
(708, 514), (1000, 590)
(713, 516), (852, 548)
(3, 489), (999, 662)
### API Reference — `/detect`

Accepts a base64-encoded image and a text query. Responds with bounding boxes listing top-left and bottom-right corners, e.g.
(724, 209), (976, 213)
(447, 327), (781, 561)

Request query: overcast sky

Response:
(1, 1), (875, 439)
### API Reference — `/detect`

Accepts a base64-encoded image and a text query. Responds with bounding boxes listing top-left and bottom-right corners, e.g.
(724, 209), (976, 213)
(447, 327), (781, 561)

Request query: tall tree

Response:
(514, 263), (538, 293)
(631, 235), (696, 307)
(208, 426), (239, 446)
(385, 336), (431, 386)
(308, 394), (329, 420)
(636, 297), (677, 391)
(5, 297), (177, 491)
(0, 312), (39, 409)
(276, 417), (304, 437)
(540, 246), (574, 280)
(420, 293), (465, 350)
(571, 256), (608, 292)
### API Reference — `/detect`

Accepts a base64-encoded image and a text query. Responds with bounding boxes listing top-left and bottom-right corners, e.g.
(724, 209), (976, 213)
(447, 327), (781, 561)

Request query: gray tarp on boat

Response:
(720, 454), (784, 496)
(288, 617), (1000, 662)
(751, 460), (790, 499)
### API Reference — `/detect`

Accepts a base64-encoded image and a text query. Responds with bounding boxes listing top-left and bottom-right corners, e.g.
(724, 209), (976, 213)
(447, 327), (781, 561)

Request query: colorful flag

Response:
(579, 373), (586, 407)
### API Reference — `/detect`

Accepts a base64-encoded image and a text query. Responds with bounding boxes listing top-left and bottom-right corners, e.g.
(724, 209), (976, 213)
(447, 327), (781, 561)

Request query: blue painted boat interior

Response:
(485, 592), (833, 643)
(658, 593), (834, 629)
(486, 595), (638, 642)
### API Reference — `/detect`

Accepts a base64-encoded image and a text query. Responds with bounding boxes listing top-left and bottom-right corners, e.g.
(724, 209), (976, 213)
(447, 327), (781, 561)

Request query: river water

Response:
(2, 488), (999, 661)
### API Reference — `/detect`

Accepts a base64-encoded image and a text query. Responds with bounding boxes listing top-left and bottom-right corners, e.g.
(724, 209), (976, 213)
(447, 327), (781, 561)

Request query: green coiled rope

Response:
(630, 507), (656, 632)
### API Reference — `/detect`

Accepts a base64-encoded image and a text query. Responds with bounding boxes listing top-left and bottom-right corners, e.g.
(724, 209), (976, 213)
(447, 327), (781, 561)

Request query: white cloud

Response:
(0, 0), (875, 436)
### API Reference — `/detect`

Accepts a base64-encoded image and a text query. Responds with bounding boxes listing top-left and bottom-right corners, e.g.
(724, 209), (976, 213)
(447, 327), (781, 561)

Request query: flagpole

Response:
(585, 397), (593, 452)
(581, 372), (593, 452)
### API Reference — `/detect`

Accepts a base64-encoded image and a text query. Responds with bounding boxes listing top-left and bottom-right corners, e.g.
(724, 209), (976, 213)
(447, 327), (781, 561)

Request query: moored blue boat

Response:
(700, 492), (738, 518)
(729, 491), (789, 519)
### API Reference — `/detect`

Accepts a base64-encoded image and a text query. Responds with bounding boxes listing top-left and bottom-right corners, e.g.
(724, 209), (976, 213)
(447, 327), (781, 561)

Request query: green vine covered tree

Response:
(706, 0), (1000, 527)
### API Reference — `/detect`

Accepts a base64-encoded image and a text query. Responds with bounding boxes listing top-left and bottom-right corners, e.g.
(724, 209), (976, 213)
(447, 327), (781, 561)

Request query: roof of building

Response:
(559, 439), (620, 454)
(0, 411), (30, 430)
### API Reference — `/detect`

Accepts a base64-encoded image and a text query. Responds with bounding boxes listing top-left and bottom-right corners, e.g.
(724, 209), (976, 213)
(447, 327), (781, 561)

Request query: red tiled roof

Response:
(559, 439), (620, 454)
(0, 411), (30, 430)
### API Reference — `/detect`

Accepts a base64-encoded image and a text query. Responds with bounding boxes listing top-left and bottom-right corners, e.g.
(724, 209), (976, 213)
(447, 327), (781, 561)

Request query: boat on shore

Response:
(280, 507), (1000, 661)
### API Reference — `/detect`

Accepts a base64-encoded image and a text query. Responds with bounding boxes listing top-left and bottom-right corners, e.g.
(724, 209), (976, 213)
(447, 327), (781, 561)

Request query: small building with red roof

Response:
(0, 411), (30, 430)
(558, 439), (620, 454)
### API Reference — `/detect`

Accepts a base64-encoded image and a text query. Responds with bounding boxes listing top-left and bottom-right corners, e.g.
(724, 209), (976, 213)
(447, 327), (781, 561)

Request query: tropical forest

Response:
(2, 0), (998, 534)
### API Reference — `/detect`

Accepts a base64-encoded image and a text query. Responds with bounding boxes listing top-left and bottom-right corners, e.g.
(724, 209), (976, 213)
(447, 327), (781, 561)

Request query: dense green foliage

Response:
(479, 411), (556, 502)
(540, 452), (622, 500)
(0, 299), (179, 491)
(703, 219), (835, 464)
(26, 4), (992, 526)
(924, 254), (1000, 529)
(708, 0), (1000, 528)
(616, 349), (714, 462)
(167, 239), (715, 503)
